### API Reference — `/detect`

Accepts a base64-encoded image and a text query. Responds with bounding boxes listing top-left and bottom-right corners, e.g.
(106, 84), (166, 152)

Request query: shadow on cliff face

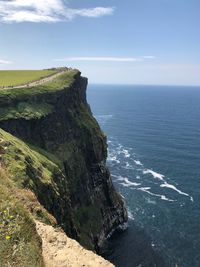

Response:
(102, 220), (165, 267)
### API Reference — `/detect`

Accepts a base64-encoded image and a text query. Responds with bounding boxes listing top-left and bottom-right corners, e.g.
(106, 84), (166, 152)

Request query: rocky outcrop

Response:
(0, 70), (127, 252)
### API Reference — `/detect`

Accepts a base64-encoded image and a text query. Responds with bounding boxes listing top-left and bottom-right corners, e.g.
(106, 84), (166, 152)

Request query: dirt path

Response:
(1, 70), (67, 90)
(35, 220), (114, 267)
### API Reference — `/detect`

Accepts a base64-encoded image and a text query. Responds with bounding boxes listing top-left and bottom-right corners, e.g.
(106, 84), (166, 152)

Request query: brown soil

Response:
(35, 220), (114, 267)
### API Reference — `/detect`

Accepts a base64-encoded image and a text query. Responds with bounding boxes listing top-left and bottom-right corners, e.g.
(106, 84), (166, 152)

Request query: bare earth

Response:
(35, 220), (114, 267)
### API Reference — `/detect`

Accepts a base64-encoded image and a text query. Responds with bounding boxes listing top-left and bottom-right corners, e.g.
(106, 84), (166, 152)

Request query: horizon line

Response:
(88, 83), (200, 87)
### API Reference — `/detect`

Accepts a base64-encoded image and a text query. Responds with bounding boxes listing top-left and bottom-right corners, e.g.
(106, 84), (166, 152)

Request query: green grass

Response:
(0, 69), (79, 98)
(0, 129), (65, 266)
(0, 102), (54, 121)
(0, 69), (79, 121)
(0, 70), (58, 87)
(0, 169), (44, 267)
(0, 128), (63, 189)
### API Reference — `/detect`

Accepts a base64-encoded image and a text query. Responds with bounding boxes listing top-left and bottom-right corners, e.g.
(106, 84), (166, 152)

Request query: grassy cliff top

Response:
(0, 69), (59, 87)
(0, 69), (80, 121)
(0, 69), (79, 97)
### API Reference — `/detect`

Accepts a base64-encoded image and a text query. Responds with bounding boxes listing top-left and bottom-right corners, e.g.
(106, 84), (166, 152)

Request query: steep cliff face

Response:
(0, 70), (127, 251)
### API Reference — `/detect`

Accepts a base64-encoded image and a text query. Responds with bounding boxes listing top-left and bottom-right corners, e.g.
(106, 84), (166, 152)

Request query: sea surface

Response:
(87, 84), (200, 267)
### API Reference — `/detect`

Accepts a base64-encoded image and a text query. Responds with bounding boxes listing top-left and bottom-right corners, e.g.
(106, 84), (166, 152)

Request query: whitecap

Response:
(160, 182), (193, 201)
(122, 149), (130, 158)
(120, 181), (141, 188)
(160, 182), (188, 196)
(107, 155), (120, 164)
(134, 160), (143, 166)
(120, 182), (141, 188)
(161, 195), (173, 201)
(116, 145), (123, 154)
(123, 162), (134, 170)
(113, 175), (141, 187)
(126, 162), (130, 167)
(123, 177), (141, 186)
(138, 187), (174, 202)
(112, 174), (124, 180)
(128, 210), (134, 221)
(139, 187), (151, 191)
(143, 169), (165, 181)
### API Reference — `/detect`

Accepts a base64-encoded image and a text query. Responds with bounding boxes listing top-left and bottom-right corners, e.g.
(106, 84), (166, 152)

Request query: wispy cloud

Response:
(0, 59), (13, 65)
(0, 0), (114, 23)
(142, 56), (156, 59)
(54, 56), (156, 62)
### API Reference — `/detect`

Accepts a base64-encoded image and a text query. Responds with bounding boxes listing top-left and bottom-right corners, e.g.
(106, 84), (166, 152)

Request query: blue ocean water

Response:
(87, 84), (200, 267)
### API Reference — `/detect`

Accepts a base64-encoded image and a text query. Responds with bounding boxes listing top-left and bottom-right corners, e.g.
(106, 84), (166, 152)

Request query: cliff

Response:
(0, 69), (127, 265)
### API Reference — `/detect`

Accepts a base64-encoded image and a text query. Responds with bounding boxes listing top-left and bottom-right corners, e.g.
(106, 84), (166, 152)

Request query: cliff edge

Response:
(0, 69), (127, 266)
(35, 220), (114, 267)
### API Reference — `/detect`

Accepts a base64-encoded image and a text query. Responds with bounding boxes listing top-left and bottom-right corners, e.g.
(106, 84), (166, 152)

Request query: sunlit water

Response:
(88, 84), (200, 267)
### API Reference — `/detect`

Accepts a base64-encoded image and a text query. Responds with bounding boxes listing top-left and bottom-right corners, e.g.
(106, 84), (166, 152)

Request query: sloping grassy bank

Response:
(0, 168), (44, 267)
(0, 128), (60, 267)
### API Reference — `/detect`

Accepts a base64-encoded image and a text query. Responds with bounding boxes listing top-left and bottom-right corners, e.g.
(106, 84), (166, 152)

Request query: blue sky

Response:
(0, 0), (200, 85)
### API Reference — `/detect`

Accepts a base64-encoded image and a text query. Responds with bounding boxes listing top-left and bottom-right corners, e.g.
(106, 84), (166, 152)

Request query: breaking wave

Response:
(107, 138), (193, 202)
(143, 169), (165, 181)
(138, 187), (174, 202)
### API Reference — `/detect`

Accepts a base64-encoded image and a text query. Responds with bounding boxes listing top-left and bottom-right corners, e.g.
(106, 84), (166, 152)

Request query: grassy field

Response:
(0, 69), (79, 121)
(0, 70), (58, 87)
(0, 69), (79, 97)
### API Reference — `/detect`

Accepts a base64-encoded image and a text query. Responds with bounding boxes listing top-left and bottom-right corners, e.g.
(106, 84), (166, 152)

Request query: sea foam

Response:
(122, 149), (131, 158)
(127, 210), (135, 220)
(160, 182), (193, 201)
(115, 175), (141, 187)
(134, 160), (143, 166)
(143, 169), (165, 181)
(138, 187), (174, 202)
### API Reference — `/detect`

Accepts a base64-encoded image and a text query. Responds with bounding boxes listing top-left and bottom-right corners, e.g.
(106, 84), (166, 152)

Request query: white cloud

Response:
(0, 59), (13, 64)
(142, 56), (156, 59)
(0, 0), (114, 23)
(54, 56), (155, 62)
(67, 7), (114, 19)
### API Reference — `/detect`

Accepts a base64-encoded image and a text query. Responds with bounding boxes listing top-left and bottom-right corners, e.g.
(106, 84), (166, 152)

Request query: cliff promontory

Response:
(0, 69), (127, 266)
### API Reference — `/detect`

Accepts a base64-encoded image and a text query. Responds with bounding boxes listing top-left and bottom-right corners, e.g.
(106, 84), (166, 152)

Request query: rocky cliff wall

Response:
(0, 71), (127, 251)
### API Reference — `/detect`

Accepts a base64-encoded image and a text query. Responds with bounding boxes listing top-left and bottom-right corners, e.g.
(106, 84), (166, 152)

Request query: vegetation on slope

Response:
(0, 128), (63, 190)
(0, 168), (45, 267)
(0, 128), (62, 266)
(0, 69), (75, 266)
(0, 68), (126, 257)
(0, 102), (54, 121)
(0, 70), (58, 87)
